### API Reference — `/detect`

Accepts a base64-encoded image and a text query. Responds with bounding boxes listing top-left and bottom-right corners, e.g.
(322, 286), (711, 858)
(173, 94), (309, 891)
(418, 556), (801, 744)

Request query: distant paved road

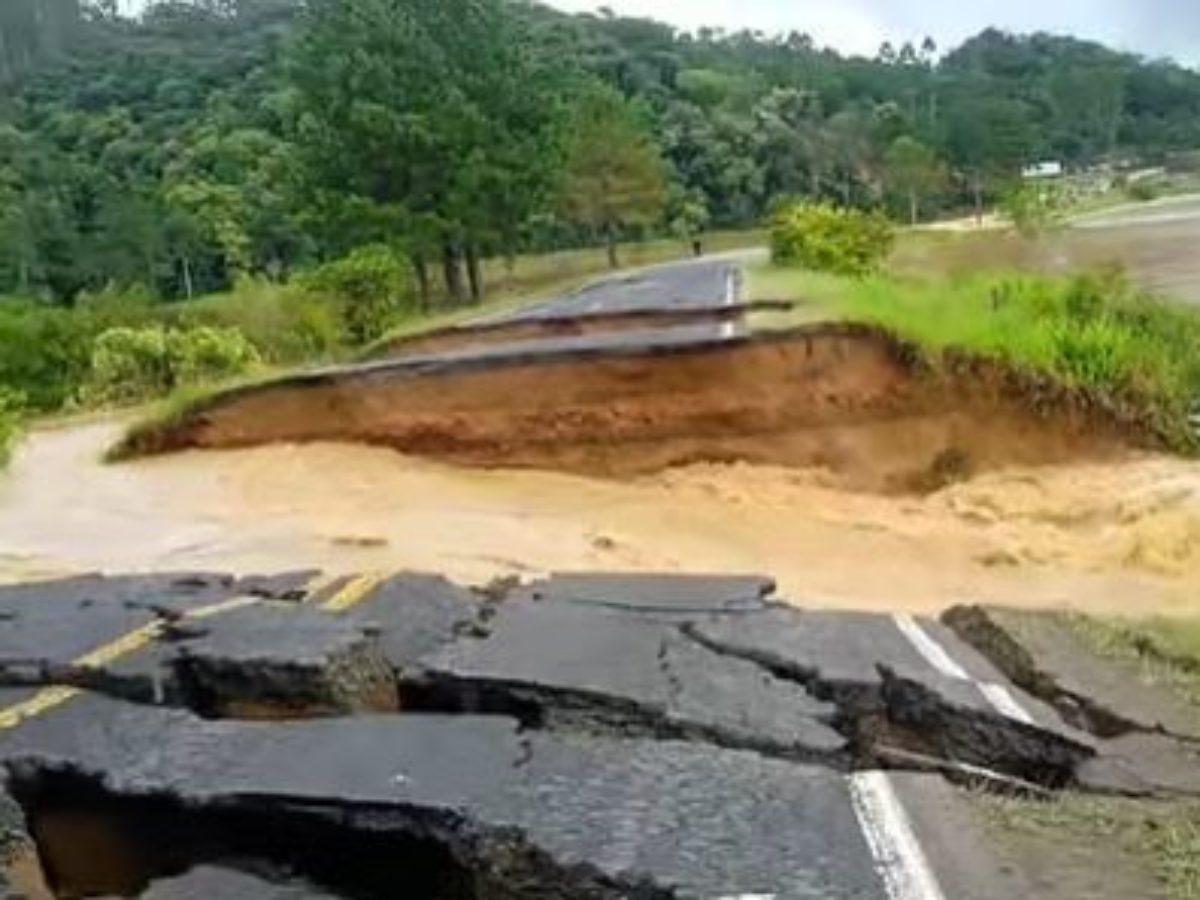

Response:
(486, 258), (741, 323)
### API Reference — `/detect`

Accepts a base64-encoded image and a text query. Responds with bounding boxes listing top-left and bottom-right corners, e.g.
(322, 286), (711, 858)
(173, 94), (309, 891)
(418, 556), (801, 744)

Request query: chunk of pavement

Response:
(519, 572), (774, 615)
(0, 573), (239, 669)
(1078, 732), (1200, 797)
(341, 573), (484, 671)
(168, 603), (398, 718)
(0, 698), (888, 899)
(688, 608), (1093, 785)
(423, 600), (845, 761)
(944, 605), (1200, 741)
(134, 867), (339, 900)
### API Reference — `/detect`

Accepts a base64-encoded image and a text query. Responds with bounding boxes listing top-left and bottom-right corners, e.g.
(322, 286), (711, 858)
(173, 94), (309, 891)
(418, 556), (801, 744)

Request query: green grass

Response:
(1060, 614), (1200, 708)
(977, 792), (1200, 900)
(746, 260), (1200, 450)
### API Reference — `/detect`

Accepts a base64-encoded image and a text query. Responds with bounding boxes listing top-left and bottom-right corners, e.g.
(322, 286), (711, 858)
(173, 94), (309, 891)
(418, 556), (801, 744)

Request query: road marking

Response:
(849, 771), (948, 900)
(320, 573), (385, 613)
(720, 268), (739, 339)
(978, 682), (1035, 726)
(891, 613), (1034, 725)
(300, 571), (343, 605)
(0, 595), (261, 731)
(892, 614), (969, 680)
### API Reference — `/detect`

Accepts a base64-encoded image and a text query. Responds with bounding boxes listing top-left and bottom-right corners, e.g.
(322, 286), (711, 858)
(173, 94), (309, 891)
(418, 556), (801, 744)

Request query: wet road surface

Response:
(487, 258), (741, 322)
(2, 571), (1195, 899)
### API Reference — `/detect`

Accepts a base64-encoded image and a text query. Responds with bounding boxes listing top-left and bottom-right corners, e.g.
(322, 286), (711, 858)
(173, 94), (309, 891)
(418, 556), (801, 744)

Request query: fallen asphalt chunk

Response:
(0, 697), (891, 900)
(686, 607), (1094, 787)
(419, 597), (847, 763)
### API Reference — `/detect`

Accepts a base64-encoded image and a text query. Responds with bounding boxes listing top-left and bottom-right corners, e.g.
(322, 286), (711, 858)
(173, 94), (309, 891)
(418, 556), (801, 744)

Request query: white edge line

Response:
(848, 771), (948, 900)
(891, 614), (970, 680)
(892, 614), (1035, 725)
(978, 683), (1035, 726)
(720, 268), (739, 339)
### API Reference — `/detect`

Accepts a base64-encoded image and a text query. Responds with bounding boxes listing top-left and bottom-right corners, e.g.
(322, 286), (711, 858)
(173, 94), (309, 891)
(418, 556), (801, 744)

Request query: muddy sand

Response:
(1, 420), (1196, 616)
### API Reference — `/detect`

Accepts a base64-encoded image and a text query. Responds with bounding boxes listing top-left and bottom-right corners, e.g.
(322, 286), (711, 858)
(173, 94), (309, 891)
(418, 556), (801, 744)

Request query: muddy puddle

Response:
(0, 419), (1196, 616)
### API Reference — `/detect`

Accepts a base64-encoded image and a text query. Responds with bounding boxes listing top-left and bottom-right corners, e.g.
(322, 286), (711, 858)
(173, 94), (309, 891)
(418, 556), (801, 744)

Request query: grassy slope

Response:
(1062, 614), (1200, 708)
(747, 249), (1200, 450)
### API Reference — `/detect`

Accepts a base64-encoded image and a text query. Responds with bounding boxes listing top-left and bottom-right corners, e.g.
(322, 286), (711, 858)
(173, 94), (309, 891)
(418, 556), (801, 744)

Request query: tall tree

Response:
(558, 85), (668, 268)
(884, 136), (946, 224)
(288, 0), (569, 303)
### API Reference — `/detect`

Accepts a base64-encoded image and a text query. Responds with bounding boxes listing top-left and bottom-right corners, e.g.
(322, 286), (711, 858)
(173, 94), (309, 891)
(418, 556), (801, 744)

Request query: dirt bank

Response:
(117, 324), (1137, 493)
(1, 423), (1196, 615)
(364, 302), (790, 360)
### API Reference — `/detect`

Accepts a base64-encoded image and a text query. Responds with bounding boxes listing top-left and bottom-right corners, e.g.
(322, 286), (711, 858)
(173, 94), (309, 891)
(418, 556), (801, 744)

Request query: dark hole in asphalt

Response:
(8, 768), (475, 900)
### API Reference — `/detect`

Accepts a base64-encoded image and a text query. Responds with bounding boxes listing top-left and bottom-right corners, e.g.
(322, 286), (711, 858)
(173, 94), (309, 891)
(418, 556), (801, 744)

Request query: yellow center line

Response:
(299, 571), (343, 606)
(320, 573), (386, 614)
(0, 594), (261, 732)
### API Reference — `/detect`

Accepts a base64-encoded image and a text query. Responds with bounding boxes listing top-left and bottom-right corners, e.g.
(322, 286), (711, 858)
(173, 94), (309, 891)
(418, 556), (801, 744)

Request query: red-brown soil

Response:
(117, 324), (1133, 493)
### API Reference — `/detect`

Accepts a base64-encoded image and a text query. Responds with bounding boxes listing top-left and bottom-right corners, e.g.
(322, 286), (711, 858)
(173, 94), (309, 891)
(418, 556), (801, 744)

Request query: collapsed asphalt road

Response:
(2, 572), (1198, 899)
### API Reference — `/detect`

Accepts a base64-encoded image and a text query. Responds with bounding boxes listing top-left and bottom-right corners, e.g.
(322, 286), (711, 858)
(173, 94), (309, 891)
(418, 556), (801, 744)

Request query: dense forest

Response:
(4, 0), (1200, 306)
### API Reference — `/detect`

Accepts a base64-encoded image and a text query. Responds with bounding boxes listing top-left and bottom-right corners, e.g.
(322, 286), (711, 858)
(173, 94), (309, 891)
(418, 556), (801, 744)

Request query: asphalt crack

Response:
(2, 763), (672, 900)
(943, 605), (1200, 744)
(679, 621), (1091, 790)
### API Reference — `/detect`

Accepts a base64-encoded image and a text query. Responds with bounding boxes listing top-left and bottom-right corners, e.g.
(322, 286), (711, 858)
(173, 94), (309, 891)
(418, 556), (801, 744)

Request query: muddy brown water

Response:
(1, 419), (1197, 616)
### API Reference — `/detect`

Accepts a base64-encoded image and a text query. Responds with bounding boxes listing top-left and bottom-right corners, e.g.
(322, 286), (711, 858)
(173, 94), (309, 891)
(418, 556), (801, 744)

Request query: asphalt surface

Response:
(3, 570), (1187, 900)
(486, 259), (741, 322)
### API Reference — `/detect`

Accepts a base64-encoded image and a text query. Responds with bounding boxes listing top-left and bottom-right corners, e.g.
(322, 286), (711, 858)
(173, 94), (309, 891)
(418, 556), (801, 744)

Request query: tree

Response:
(558, 85), (667, 268)
(1000, 182), (1065, 240)
(288, 0), (568, 303)
(884, 136), (946, 224)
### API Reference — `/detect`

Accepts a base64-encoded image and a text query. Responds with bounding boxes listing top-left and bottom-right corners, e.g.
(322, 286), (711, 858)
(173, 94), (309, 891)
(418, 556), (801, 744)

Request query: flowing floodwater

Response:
(0, 419), (1196, 615)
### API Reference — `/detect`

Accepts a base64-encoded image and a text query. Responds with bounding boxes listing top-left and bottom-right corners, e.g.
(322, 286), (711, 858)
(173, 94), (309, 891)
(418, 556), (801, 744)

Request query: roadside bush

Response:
(86, 325), (260, 405)
(0, 387), (25, 468)
(769, 203), (894, 277)
(1125, 180), (1160, 203)
(301, 244), (417, 344)
(88, 327), (171, 404)
(172, 278), (344, 363)
(1000, 183), (1066, 239)
(166, 326), (261, 387)
(0, 300), (93, 412)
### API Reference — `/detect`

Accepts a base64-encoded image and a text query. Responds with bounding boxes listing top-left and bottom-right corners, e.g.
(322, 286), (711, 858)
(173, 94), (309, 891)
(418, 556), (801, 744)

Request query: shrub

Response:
(769, 203), (894, 277)
(0, 387), (25, 468)
(1125, 180), (1160, 203)
(0, 300), (93, 412)
(87, 327), (172, 404)
(301, 244), (417, 344)
(86, 325), (260, 405)
(1000, 183), (1066, 239)
(166, 326), (261, 387)
(172, 278), (345, 363)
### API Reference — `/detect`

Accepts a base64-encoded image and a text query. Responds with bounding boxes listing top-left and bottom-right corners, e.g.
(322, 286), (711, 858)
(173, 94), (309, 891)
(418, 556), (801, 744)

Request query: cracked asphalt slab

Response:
(0, 572), (1196, 899)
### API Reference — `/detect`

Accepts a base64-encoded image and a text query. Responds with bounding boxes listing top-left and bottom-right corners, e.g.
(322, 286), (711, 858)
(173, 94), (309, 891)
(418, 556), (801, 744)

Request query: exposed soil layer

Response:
(363, 302), (789, 360)
(116, 324), (1137, 493)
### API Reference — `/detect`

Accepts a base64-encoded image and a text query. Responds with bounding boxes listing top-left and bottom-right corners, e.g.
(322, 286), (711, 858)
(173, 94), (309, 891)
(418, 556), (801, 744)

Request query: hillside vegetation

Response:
(5, 0), (1200, 459)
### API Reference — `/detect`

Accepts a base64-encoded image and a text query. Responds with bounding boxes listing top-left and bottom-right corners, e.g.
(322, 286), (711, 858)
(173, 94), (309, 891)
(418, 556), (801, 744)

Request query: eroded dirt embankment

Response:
(117, 324), (1135, 493)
